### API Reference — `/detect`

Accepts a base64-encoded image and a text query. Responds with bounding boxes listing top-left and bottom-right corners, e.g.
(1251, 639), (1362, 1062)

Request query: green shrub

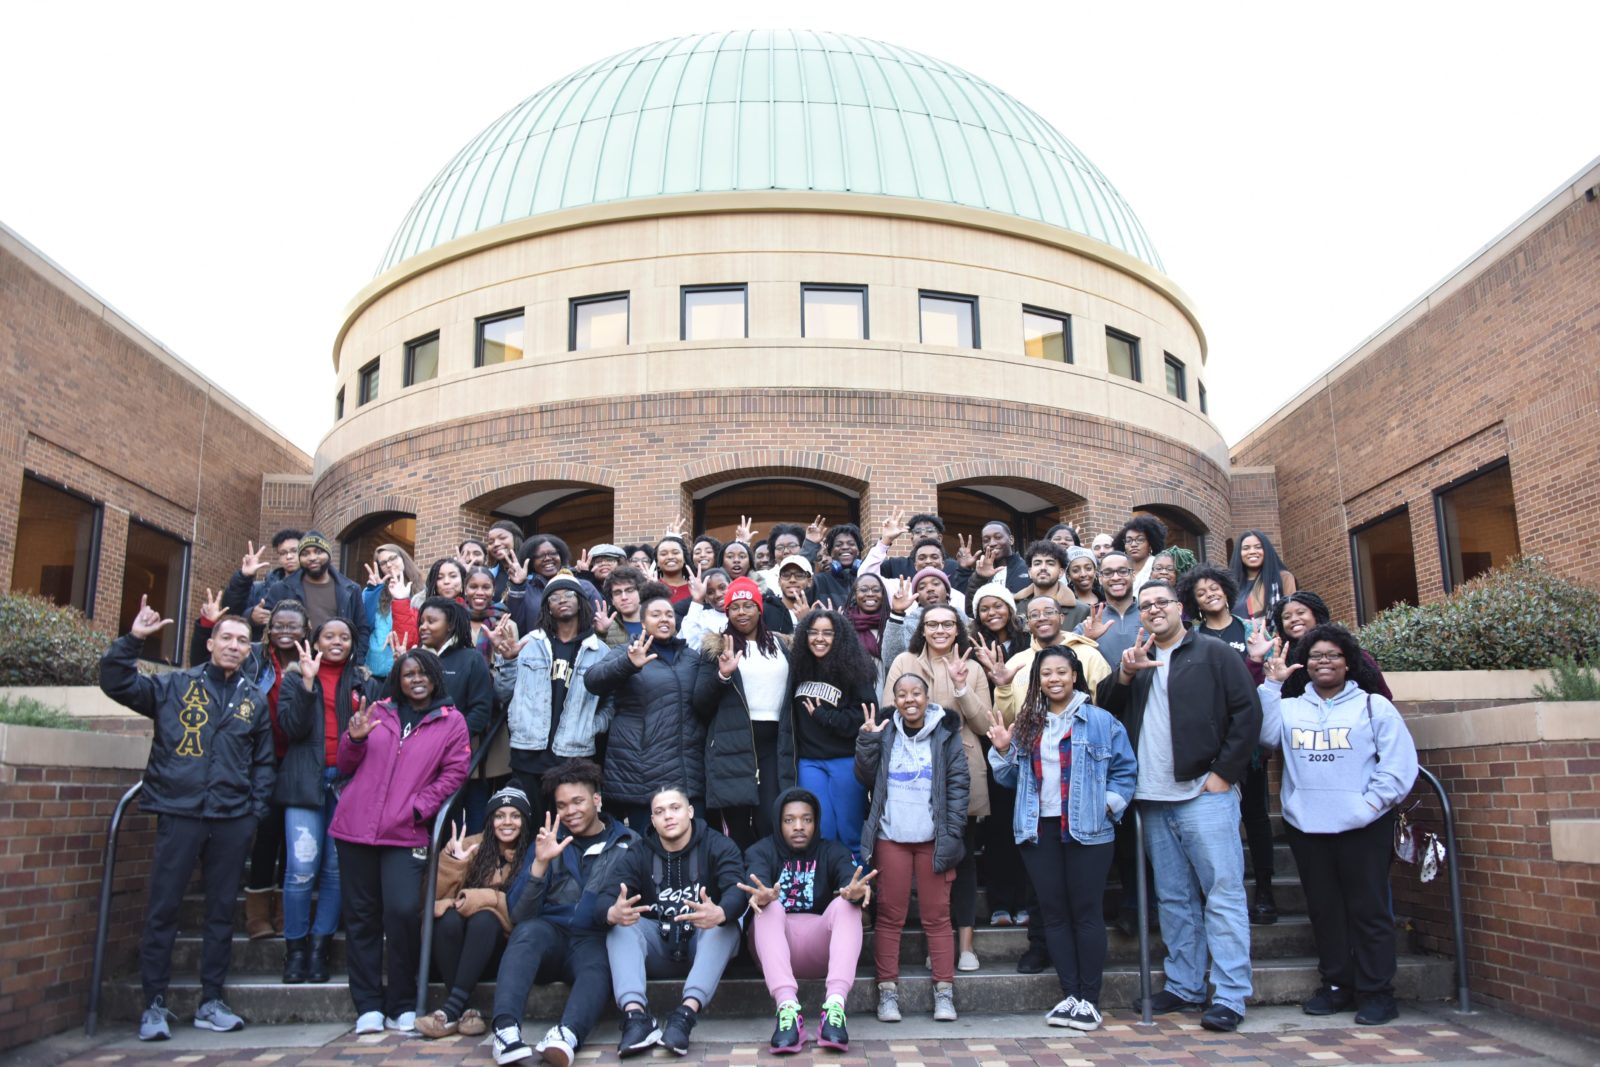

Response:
(1533, 656), (1600, 701)
(0, 592), (105, 686)
(1359, 556), (1600, 671)
(0, 694), (87, 730)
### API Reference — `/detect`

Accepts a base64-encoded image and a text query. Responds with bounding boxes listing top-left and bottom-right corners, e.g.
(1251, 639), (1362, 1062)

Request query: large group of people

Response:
(102, 511), (1418, 1058)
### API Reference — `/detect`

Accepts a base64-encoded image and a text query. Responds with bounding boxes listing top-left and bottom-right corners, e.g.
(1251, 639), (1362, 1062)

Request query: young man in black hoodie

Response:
(740, 787), (874, 1054)
(595, 786), (748, 1058)
(491, 759), (638, 1067)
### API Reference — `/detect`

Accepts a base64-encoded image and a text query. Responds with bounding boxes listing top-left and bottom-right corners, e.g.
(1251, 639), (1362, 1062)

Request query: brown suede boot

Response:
(245, 888), (275, 940)
(272, 888), (285, 935)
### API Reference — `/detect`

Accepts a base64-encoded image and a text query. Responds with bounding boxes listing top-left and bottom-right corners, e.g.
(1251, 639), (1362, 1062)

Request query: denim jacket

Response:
(987, 693), (1137, 846)
(494, 630), (610, 757)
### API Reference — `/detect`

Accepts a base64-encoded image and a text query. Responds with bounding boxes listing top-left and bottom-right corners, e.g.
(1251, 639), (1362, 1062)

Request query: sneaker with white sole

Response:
(932, 982), (957, 1022)
(1068, 1000), (1103, 1031)
(193, 999), (244, 1033)
(957, 950), (980, 972)
(354, 1010), (385, 1035)
(494, 1023), (534, 1064)
(617, 1009), (660, 1057)
(537, 1024), (579, 1067)
(1045, 996), (1079, 1027)
(876, 982), (901, 1022)
(386, 1011), (416, 1032)
(139, 997), (176, 1041)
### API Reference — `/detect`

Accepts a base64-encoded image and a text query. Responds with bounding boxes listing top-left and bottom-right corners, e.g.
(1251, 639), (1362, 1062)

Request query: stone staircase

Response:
(101, 840), (1455, 1025)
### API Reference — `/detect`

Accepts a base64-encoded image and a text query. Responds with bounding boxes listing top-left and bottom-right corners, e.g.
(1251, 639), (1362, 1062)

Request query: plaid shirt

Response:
(1029, 728), (1074, 842)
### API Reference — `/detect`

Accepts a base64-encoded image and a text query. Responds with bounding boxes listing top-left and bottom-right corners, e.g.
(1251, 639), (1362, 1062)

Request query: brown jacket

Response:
(882, 650), (994, 818)
(434, 832), (517, 933)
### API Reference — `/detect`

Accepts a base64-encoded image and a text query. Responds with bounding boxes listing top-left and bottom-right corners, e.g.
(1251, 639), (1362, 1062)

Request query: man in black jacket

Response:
(100, 599), (275, 1041)
(219, 529), (301, 639)
(595, 786), (748, 1057)
(1095, 580), (1261, 1034)
(261, 530), (371, 665)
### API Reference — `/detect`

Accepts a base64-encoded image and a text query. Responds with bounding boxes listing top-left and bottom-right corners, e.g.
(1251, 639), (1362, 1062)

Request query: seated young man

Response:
(740, 788), (875, 1054)
(595, 786), (748, 1057)
(490, 759), (639, 1067)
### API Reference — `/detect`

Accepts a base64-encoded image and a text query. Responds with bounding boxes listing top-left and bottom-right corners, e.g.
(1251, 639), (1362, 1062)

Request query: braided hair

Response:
(1011, 645), (1089, 757)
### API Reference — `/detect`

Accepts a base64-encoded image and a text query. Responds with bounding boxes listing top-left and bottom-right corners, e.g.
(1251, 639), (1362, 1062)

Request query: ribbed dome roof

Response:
(380, 30), (1163, 273)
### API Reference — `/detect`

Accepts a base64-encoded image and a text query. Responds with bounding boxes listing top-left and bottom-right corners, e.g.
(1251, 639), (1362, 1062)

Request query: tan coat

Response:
(882, 650), (993, 818)
(434, 832), (516, 933)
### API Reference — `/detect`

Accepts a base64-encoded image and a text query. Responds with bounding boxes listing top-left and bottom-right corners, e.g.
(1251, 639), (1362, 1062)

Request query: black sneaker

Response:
(617, 1009), (660, 1057)
(1302, 985), (1356, 1016)
(1250, 896), (1279, 925)
(769, 1001), (803, 1054)
(659, 1005), (697, 1056)
(1045, 997), (1079, 1027)
(1144, 989), (1205, 1014)
(1016, 945), (1050, 974)
(1355, 995), (1399, 1026)
(1201, 1004), (1244, 1032)
(817, 998), (848, 1051)
(1067, 1000), (1103, 1032)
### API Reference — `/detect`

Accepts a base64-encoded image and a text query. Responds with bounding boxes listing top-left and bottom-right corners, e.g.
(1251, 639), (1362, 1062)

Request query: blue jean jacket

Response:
(988, 696), (1138, 846)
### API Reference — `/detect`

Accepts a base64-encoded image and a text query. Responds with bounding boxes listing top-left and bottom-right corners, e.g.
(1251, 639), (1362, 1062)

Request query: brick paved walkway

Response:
(63, 1016), (1541, 1067)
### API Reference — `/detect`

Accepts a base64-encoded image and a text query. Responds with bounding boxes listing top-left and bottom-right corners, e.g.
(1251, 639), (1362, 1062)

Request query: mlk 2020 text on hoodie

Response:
(1257, 678), (1418, 834)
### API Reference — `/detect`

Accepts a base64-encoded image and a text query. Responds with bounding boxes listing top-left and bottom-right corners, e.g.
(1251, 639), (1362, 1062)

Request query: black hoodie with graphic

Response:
(741, 787), (863, 916)
(592, 816), (748, 928)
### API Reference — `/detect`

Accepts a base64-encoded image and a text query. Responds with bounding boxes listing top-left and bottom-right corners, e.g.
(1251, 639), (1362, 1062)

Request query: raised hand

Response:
(717, 642), (743, 680)
(240, 541), (268, 576)
(1263, 637), (1303, 684)
(295, 638), (323, 689)
(736, 873), (780, 915)
(985, 704), (1013, 754)
(974, 550), (997, 579)
(130, 595), (173, 640)
(446, 815), (479, 861)
(784, 585), (812, 615)
(665, 515), (687, 539)
(806, 514), (829, 544)
(954, 533), (977, 570)
(736, 515), (759, 546)
(974, 638), (1019, 687)
(839, 865), (879, 905)
(575, 550), (592, 574)
(688, 564), (707, 604)
(532, 811), (575, 868)
(200, 587), (224, 624)
(250, 598), (271, 627)
(607, 882), (649, 927)
(817, 597), (837, 612)
(387, 574), (412, 601)
(347, 696), (375, 740)
(879, 507), (907, 546)
(1119, 628), (1165, 681)
(860, 703), (889, 733)
(945, 647), (974, 689)
(890, 580), (913, 615)
(389, 630), (413, 657)
(674, 887), (727, 929)
(1082, 601), (1112, 640)
(490, 614), (522, 659)
(627, 633), (658, 670)
(593, 598), (615, 636)
(504, 556), (530, 585)
(364, 561), (383, 588)
(1246, 624), (1273, 663)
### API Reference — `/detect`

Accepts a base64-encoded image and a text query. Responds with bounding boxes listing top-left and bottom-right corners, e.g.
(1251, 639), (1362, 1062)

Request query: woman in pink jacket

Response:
(329, 648), (471, 1034)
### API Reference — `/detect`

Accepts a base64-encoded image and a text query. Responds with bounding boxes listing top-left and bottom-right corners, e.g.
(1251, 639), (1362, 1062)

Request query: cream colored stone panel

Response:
(0, 723), (148, 771)
(1388, 670), (1552, 703)
(1551, 820), (1600, 864)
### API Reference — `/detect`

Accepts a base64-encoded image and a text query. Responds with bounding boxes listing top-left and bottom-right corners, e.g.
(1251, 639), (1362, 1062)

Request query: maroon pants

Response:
(873, 839), (956, 983)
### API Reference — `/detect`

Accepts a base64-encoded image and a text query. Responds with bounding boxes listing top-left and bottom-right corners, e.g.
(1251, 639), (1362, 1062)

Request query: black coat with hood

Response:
(433, 642), (496, 738)
(854, 702), (969, 873)
(592, 816), (748, 928)
(274, 658), (381, 808)
(262, 567), (372, 667)
(587, 637), (706, 805)
(742, 787), (864, 916)
(691, 632), (792, 810)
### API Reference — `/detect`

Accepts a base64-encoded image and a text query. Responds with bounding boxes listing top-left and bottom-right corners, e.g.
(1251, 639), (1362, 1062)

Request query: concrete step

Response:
(104, 953), (1453, 1024)
(163, 914), (1340, 974)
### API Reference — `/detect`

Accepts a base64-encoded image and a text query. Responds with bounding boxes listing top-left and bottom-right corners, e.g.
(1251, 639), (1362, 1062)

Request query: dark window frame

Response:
(801, 283), (869, 340)
(693, 478), (861, 535)
(16, 470), (103, 617)
(1164, 352), (1187, 401)
(1432, 458), (1517, 594)
(1348, 504), (1413, 626)
(680, 284), (749, 341)
(403, 331), (441, 387)
(475, 308), (527, 367)
(1021, 305), (1073, 363)
(335, 387), (345, 420)
(1198, 381), (1208, 414)
(918, 289), (981, 348)
(356, 359), (380, 406)
(125, 515), (192, 665)
(569, 292), (631, 351)
(1105, 327), (1141, 381)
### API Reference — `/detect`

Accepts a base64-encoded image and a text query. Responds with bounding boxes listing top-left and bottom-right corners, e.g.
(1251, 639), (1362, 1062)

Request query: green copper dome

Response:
(380, 30), (1163, 273)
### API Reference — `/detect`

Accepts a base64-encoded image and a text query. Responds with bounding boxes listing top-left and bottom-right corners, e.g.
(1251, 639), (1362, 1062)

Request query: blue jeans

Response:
(1140, 789), (1253, 1013)
(283, 768), (342, 940)
(799, 757), (867, 863)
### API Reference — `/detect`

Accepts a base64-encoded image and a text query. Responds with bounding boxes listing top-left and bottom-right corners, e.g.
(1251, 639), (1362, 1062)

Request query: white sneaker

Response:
(354, 1011), (385, 1035)
(386, 1011), (417, 1032)
(876, 982), (901, 1023)
(536, 1025), (579, 1067)
(957, 950), (980, 972)
(1046, 997), (1079, 1027)
(494, 1024), (534, 1064)
(932, 982), (957, 1022)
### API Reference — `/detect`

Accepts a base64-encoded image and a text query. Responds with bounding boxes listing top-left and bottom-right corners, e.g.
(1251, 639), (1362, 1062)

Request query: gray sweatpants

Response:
(606, 920), (743, 1011)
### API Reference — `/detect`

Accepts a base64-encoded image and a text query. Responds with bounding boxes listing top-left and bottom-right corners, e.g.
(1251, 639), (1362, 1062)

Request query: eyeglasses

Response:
(1026, 611), (1059, 621)
(1307, 651), (1346, 663)
(1122, 534), (1147, 546)
(1139, 598), (1178, 614)
(1102, 567), (1133, 577)
(532, 551), (561, 561)
(923, 620), (960, 631)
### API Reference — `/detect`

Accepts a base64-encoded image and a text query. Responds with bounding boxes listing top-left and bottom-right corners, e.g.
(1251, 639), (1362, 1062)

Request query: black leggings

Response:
(983, 769), (1028, 914)
(433, 909), (506, 1014)
(1241, 752), (1275, 891)
(1019, 823), (1115, 1005)
(246, 805), (285, 891)
(711, 722), (782, 852)
(950, 819), (978, 929)
(336, 842), (426, 1016)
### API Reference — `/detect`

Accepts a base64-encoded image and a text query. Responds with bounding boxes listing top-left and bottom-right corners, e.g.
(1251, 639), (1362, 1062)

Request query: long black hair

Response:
(536, 582), (596, 635)
(724, 580), (778, 656)
(1012, 645), (1089, 756)
(386, 647), (449, 705)
(419, 595), (473, 651)
(425, 558), (467, 598)
(787, 608), (876, 699)
(1230, 529), (1290, 615)
(464, 782), (534, 891)
(1283, 623), (1382, 699)
(908, 603), (974, 658)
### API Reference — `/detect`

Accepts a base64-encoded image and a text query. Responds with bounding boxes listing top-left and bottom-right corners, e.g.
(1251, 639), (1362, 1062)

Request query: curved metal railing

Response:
(85, 780), (146, 1036)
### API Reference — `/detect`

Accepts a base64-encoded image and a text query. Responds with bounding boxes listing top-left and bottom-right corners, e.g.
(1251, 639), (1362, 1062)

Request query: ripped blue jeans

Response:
(282, 767), (342, 940)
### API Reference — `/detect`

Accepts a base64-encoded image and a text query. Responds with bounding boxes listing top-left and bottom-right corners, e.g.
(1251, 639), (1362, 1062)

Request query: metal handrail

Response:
(1134, 808), (1154, 1025)
(85, 780), (145, 1037)
(1414, 766), (1472, 1014)
(415, 714), (508, 1017)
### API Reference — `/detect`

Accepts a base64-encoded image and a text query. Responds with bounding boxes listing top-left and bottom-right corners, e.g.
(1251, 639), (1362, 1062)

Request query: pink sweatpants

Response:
(749, 895), (864, 1005)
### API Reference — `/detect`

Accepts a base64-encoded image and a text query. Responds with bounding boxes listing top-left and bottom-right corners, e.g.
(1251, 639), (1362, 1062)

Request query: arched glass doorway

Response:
(1133, 505), (1208, 561)
(692, 479), (860, 545)
(340, 511), (416, 575)
(489, 486), (616, 556)
(935, 481), (1083, 556)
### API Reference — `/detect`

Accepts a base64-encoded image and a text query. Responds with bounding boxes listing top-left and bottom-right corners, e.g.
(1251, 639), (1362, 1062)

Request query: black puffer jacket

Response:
(273, 660), (380, 808)
(99, 634), (275, 821)
(691, 633), (792, 809)
(587, 638), (705, 805)
(855, 704), (970, 873)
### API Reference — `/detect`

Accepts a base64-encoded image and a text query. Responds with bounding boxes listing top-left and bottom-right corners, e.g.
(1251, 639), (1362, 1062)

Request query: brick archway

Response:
(459, 462), (618, 514)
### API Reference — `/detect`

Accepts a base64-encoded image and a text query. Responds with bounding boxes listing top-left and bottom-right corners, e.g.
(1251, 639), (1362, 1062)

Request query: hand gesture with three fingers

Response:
(1082, 601), (1112, 640)
(490, 614), (522, 659)
(575, 550), (592, 575)
(736, 515), (759, 546)
(347, 696), (375, 740)
(1246, 624), (1273, 664)
(974, 549), (998, 579)
(200, 587), (224, 625)
(295, 638), (323, 690)
(880, 507), (907, 546)
(953, 533), (976, 570)
(806, 515), (829, 544)
(446, 815), (479, 862)
(945, 647), (974, 689)
(860, 703), (889, 733)
(532, 812), (575, 869)
(736, 873), (780, 915)
(975, 637), (1019, 687)
(130, 595), (174, 640)
(717, 642), (743, 681)
(839, 865), (878, 906)
(627, 633), (658, 670)
(889, 580), (913, 615)
(240, 541), (268, 577)
(665, 515), (687, 540)
(1263, 637), (1303, 684)
(985, 704), (1014, 754)
(688, 564), (707, 604)
(593, 598), (615, 636)
(1119, 628), (1165, 682)
(504, 556), (530, 585)
(387, 574), (412, 602)
(674, 887), (727, 930)
(607, 883), (649, 927)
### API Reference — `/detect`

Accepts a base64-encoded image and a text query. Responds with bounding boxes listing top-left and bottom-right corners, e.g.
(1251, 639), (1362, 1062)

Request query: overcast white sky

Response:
(4, 2), (1595, 457)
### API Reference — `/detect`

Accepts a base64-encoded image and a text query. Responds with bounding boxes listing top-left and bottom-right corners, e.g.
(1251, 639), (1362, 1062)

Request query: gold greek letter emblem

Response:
(176, 681), (209, 757)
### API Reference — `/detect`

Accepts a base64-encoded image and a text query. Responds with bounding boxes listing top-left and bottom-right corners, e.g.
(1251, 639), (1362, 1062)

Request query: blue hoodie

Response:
(1258, 679), (1418, 834)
